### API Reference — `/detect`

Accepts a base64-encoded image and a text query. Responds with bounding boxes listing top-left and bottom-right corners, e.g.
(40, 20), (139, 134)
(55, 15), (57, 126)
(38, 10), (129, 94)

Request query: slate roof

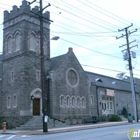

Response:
(50, 54), (67, 71)
(0, 54), (3, 78)
(86, 71), (140, 93)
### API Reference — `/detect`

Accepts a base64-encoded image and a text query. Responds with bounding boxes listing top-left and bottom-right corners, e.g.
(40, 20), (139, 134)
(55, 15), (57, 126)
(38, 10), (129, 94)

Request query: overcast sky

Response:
(0, 0), (140, 79)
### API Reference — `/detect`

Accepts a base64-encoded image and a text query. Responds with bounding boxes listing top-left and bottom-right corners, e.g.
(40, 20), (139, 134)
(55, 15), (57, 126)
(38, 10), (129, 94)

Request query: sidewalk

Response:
(0, 121), (130, 135)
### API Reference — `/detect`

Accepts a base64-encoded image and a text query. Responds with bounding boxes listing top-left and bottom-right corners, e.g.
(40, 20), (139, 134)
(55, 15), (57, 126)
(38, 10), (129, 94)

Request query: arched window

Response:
(13, 94), (17, 108)
(77, 97), (80, 107)
(72, 96), (76, 107)
(15, 32), (21, 51)
(91, 95), (93, 104)
(7, 96), (11, 108)
(82, 97), (86, 108)
(7, 36), (12, 53)
(43, 37), (47, 55)
(37, 39), (40, 54)
(29, 32), (36, 51)
(60, 95), (65, 107)
(66, 96), (70, 107)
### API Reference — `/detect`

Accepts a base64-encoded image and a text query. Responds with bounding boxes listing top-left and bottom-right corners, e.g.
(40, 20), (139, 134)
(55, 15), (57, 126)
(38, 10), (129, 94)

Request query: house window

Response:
(66, 96), (70, 107)
(7, 36), (12, 53)
(15, 33), (21, 51)
(110, 102), (113, 109)
(13, 94), (17, 108)
(91, 96), (93, 104)
(66, 68), (79, 87)
(29, 33), (36, 51)
(11, 71), (14, 82)
(68, 70), (77, 86)
(37, 39), (40, 54)
(82, 97), (86, 108)
(36, 70), (40, 81)
(72, 96), (76, 107)
(60, 95), (65, 107)
(7, 96), (11, 108)
(107, 102), (109, 109)
(77, 97), (80, 107)
(43, 37), (47, 55)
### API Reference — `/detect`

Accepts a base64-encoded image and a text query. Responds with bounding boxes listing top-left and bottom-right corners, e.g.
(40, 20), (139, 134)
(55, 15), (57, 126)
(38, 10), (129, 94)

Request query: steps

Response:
(119, 115), (128, 121)
(15, 116), (69, 130)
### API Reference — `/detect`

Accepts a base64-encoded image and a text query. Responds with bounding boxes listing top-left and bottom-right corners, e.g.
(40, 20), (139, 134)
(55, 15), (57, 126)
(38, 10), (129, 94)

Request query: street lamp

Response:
(51, 36), (59, 41)
(41, 36), (59, 132)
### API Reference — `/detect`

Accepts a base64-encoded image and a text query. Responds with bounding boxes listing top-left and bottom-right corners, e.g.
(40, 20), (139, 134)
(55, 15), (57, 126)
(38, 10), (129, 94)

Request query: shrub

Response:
(109, 115), (122, 122)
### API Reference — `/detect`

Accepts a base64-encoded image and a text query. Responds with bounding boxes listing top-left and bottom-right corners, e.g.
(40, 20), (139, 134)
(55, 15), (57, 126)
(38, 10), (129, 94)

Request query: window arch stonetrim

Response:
(66, 68), (79, 88)
(6, 34), (13, 54)
(7, 95), (11, 108)
(81, 96), (86, 108)
(77, 96), (81, 108)
(66, 95), (70, 107)
(71, 96), (76, 108)
(13, 94), (17, 108)
(59, 94), (65, 107)
(28, 31), (38, 52)
(14, 31), (21, 51)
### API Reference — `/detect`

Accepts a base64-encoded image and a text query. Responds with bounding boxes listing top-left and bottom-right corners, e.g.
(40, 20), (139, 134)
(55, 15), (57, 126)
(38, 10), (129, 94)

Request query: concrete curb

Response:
(0, 121), (135, 135)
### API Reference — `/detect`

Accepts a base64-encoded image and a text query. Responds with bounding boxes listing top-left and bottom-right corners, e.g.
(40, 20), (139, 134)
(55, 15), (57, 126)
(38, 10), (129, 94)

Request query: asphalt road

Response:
(1, 123), (140, 140)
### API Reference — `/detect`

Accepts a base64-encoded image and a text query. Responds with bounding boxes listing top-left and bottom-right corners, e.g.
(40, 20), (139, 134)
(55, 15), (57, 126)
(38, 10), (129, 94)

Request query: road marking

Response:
(115, 130), (129, 134)
(0, 135), (5, 138)
(6, 135), (16, 139)
(22, 135), (28, 137)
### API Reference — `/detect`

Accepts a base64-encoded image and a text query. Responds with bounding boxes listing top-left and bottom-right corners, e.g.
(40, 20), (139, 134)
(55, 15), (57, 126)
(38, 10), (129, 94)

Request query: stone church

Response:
(0, 0), (140, 128)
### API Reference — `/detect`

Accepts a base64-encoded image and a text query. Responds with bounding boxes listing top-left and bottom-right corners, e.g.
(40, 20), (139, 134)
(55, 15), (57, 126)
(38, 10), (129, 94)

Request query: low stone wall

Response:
(0, 116), (32, 129)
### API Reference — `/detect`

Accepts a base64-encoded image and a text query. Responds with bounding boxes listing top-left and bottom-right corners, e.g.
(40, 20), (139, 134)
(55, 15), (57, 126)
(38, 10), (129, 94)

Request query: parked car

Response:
(83, 116), (99, 124)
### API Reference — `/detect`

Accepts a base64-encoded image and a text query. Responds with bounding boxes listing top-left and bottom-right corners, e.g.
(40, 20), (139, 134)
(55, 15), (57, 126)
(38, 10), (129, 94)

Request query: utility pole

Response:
(40, 0), (47, 132)
(116, 23), (138, 122)
(40, 0), (51, 132)
(28, 0), (51, 132)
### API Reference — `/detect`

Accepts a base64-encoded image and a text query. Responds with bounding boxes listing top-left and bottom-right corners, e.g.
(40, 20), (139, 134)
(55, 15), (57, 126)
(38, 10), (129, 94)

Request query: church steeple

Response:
(1, 0), (50, 121)
(3, 0), (50, 59)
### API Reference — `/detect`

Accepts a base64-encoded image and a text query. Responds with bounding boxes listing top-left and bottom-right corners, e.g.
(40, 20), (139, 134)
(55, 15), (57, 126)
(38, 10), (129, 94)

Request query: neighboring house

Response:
(0, 0), (140, 128)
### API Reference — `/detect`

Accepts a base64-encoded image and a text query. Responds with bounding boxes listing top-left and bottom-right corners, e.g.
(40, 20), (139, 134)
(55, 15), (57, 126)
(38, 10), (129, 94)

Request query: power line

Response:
(51, 34), (122, 59)
(52, 0), (122, 30)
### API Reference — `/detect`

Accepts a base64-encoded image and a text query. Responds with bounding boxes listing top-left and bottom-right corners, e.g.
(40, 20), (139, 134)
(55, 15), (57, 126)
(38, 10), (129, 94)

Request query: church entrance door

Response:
(33, 98), (40, 116)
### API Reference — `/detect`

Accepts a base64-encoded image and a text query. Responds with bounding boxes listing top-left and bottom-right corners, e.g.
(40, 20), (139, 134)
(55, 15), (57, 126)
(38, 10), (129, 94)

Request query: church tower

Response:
(1, 0), (50, 127)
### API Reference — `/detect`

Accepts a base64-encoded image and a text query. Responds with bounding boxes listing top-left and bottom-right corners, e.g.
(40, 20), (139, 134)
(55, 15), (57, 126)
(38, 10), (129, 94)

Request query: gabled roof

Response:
(50, 54), (67, 71)
(86, 71), (140, 93)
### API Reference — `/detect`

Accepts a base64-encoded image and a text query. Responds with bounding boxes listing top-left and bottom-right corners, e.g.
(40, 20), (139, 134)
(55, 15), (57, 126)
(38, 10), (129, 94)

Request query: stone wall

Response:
(0, 116), (32, 129)
(115, 90), (140, 119)
(90, 82), (98, 116)
(0, 0), (50, 128)
(49, 48), (91, 124)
